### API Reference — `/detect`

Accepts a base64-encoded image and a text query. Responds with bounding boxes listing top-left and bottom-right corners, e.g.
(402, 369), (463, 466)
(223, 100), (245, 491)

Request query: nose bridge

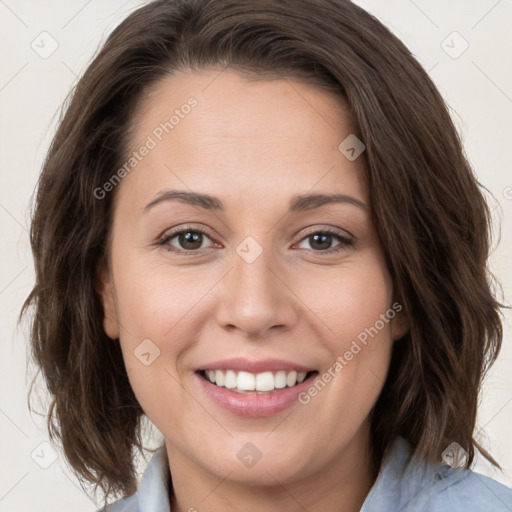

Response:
(215, 236), (297, 337)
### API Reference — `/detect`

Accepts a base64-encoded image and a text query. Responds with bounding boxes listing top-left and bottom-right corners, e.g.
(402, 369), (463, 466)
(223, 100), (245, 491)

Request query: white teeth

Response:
(286, 371), (298, 387)
(255, 371), (274, 391)
(215, 370), (225, 387)
(224, 370), (237, 389)
(203, 369), (311, 392)
(297, 372), (307, 383)
(237, 371), (256, 391)
(274, 371), (287, 389)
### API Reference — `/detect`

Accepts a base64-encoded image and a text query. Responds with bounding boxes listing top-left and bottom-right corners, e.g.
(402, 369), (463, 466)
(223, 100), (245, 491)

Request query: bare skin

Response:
(99, 68), (409, 512)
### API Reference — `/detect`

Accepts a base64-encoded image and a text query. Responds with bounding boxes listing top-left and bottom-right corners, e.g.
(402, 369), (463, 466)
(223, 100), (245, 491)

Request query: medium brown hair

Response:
(21, 0), (504, 505)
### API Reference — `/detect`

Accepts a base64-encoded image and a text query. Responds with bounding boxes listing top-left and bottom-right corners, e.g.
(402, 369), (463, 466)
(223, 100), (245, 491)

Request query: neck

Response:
(166, 427), (379, 512)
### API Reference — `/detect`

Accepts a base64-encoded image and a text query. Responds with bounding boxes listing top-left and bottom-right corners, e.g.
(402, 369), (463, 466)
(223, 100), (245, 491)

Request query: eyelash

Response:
(156, 225), (354, 255)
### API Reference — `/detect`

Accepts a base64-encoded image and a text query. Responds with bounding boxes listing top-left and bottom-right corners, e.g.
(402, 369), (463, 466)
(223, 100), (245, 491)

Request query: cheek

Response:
(108, 244), (201, 415)
(311, 255), (394, 353)
(113, 251), (209, 345)
(300, 254), (395, 419)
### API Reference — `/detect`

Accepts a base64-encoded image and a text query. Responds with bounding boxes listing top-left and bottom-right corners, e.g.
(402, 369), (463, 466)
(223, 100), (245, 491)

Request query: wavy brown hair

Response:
(20, 0), (504, 506)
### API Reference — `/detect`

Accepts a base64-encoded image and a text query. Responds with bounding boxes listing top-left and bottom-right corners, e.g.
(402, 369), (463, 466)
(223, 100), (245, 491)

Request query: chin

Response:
(214, 460), (307, 487)
(200, 437), (316, 487)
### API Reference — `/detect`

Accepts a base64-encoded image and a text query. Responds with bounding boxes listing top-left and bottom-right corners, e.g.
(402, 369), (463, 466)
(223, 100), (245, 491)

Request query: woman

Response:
(21, 0), (512, 510)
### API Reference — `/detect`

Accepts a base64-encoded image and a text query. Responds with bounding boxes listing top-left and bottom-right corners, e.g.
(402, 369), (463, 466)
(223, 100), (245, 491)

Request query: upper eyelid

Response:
(160, 224), (352, 239)
(297, 225), (354, 239)
(158, 225), (215, 243)
(159, 225), (353, 250)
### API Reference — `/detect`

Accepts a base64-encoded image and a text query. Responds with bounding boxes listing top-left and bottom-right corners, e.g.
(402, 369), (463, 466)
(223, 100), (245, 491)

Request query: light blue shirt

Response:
(98, 436), (512, 511)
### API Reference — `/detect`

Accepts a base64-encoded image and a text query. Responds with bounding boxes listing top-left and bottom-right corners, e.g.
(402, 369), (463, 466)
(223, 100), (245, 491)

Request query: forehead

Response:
(118, 67), (368, 212)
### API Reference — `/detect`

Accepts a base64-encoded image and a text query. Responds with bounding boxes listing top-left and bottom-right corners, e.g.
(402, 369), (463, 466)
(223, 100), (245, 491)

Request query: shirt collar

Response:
(136, 445), (171, 512)
(361, 436), (467, 511)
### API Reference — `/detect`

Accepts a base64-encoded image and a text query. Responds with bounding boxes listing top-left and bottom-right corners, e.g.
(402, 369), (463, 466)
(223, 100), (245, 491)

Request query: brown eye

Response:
(296, 230), (354, 253)
(174, 231), (206, 250)
(158, 228), (215, 253)
(308, 233), (335, 251)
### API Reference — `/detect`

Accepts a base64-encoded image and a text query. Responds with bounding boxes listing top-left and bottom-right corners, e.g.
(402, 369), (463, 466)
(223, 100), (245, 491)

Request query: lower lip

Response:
(196, 372), (316, 417)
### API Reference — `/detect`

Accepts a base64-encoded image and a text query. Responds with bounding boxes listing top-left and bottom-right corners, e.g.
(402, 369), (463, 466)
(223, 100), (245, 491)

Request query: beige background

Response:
(0, 0), (511, 510)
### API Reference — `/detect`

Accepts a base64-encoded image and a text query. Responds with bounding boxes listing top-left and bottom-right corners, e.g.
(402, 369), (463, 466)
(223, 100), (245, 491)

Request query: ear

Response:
(390, 290), (410, 341)
(96, 260), (120, 340)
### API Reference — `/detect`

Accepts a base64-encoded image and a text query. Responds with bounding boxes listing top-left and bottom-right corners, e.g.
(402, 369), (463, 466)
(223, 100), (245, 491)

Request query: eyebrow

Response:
(144, 190), (369, 213)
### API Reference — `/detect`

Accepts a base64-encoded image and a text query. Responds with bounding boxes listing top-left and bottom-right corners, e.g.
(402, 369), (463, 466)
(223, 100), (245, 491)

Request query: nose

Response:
(214, 243), (299, 339)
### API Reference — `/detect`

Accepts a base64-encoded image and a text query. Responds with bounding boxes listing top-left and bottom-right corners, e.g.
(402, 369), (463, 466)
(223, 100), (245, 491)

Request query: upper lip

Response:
(198, 358), (315, 374)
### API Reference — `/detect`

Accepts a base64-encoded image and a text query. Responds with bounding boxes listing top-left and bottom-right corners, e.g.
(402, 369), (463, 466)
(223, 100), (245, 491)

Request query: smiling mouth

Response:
(198, 369), (318, 394)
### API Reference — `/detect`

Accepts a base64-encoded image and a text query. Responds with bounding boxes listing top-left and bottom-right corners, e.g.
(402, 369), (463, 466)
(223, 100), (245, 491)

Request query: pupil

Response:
(311, 234), (331, 250)
(180, 231), (202, 250)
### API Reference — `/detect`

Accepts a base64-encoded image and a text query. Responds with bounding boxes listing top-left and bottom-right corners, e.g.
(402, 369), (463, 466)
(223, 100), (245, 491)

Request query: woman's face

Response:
(100, 68), (408, 487)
